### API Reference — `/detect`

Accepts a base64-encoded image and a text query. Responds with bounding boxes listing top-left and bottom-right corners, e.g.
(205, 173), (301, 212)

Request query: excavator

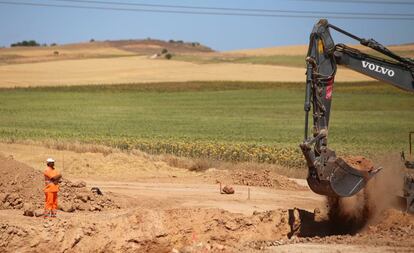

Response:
(300, 19), (414, 198)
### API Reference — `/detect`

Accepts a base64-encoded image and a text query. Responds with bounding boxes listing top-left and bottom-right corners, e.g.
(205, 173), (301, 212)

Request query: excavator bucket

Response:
(306, 155), (381, 197)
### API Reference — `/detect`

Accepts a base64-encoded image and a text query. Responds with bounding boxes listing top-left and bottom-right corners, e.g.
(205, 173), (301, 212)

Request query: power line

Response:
(51, 0), (414, 17)
(1, 1), (414, 20)
(295, 0), (414, 5)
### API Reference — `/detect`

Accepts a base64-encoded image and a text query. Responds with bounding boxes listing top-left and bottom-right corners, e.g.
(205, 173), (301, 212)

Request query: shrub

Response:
(10, 40), (40, 47)
(117, 142), (130, 151)
(165, 53), (173, 60)
(161, 48), (168, 54)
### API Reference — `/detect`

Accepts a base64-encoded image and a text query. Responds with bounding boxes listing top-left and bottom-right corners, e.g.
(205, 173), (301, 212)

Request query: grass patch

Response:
(0, 81), (412, 168)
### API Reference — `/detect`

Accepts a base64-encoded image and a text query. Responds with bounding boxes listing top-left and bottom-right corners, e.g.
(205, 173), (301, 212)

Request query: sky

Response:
(1, 0), (414, 51)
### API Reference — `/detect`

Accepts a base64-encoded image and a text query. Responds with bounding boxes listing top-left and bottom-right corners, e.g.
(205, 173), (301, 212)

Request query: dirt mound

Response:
(0, 154), (119, 213)
(364, 209), (414, 241)
(0, 155), (43, 210)
(228, 169), (306, 191)
(2, 205), (412, 252)
(57, 179), (119, 212)
(0, 207), (291, 252)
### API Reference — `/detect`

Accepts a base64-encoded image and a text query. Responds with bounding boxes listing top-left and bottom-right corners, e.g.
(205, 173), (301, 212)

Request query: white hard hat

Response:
(46, 158), (55, 163)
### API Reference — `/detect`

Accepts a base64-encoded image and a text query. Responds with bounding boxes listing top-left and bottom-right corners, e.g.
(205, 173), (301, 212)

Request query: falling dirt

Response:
(321, 155), (409, 236)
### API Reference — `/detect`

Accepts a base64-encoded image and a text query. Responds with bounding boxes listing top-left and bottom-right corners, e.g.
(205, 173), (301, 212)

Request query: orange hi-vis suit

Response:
(44, 166), (60, 217)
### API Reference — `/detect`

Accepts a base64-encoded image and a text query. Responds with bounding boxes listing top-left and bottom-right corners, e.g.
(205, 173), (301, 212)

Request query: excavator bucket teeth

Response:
(307, 157), (381, 197)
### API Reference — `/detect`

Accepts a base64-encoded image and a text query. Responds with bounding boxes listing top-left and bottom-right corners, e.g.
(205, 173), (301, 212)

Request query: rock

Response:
(71, 181), (86, 188)
(180, 246), (195, 253)
(22, 203), (34, 217)
(13, 198), (23, 206)
(91, 187), (102, 195)
(89, 205), (102, 212)
(0, 193), (8, 203)
(224, 220), (240, 231)
(14, 202), (24, 209)
(30, 239), (40, 248)
(222, 185), (234, 194)
(59, 202), (75, 213)
(74, 203), (86, 211)
(7, 193), (19, 203)
(34, 209), (44, 217)
(244, 218), (253, 226)
(23, 209), (34, 216)
(214, 244), (225, 250)
(76, 193), (89, 203)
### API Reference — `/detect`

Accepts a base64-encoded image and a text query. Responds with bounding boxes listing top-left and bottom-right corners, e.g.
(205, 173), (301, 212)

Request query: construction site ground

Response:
(0, 142), (413, 252)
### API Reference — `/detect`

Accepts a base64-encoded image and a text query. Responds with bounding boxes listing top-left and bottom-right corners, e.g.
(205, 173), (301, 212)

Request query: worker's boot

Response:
(51, 210), (57, 218)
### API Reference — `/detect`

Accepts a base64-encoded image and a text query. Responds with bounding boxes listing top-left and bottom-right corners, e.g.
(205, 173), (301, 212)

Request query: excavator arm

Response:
(300, 19), (414, 197)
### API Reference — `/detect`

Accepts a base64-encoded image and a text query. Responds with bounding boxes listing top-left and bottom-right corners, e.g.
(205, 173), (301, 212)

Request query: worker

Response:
(43, 158), (61, 218)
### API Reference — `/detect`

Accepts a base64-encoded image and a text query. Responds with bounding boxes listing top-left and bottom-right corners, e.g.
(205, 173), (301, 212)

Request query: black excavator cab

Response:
(301, 20), (414, 198)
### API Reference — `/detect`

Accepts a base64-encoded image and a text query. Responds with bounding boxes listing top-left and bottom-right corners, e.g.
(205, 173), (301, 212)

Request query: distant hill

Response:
(106, 39), (214, 54)
(0, 39), (214, 65)
(389, 42), (414, 47)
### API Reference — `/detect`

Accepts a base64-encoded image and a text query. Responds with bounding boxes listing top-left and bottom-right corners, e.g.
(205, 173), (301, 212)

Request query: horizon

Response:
(3, 38), (414, 52)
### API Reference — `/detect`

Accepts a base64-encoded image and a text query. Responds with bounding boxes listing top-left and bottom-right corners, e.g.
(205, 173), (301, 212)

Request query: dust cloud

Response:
(327, 154), (405, 235)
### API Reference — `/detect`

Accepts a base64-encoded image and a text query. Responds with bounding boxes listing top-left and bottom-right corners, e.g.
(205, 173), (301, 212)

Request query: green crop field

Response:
(0, 81), (412, 167)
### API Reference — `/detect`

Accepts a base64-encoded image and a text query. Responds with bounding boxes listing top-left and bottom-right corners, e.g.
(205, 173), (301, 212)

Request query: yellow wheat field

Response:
(226, 44), (414, 56)
(0, 55), (373, 87)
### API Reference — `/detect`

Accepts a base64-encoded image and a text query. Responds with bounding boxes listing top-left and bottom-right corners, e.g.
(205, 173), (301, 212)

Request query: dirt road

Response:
(84, 180), (324, 215)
